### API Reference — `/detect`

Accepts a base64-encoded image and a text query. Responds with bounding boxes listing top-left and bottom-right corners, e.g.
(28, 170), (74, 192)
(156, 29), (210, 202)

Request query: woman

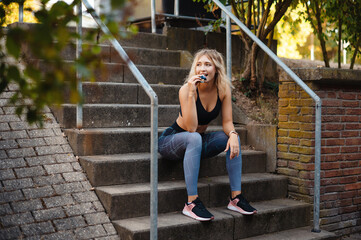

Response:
(158, 49), (257, 221)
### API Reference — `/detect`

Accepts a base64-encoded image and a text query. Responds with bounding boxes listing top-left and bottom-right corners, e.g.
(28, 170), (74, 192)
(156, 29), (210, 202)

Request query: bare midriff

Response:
(176, 117), (208, 134)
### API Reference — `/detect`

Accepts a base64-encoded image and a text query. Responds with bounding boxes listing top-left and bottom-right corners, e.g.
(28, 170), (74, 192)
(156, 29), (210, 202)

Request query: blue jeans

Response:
(158, 123), (242, 196)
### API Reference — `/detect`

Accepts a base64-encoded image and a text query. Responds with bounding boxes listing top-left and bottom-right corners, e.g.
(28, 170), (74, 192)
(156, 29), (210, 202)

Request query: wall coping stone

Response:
(280, 68), (361, 84)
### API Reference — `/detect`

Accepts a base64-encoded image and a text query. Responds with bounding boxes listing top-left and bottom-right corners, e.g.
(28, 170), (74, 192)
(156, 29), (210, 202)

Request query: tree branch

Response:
(246, 0), (253, 29)
(314, 0), (330, 67)
(257, 0), (273, 39)
(230, 0), (248, 41)
(350, 36), (361, 69)
(262, 0), (292, 40)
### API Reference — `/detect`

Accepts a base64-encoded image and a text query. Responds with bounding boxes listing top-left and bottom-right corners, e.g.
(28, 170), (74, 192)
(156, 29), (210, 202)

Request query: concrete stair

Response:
(242, 227), (339, 240)
(79, 151), (267, 186)
(53, 104), (180, 128)
(64, 126), (247, 156)
(40, 28), (337, 239)
(95, 173), (288, 220)
(63, 82), (181, 104)
(58, 45), (183, 67)
(113, 199), (311, 240)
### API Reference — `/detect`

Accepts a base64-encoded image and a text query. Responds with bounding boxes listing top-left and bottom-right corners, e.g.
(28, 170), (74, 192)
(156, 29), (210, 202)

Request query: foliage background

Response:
(1, 0), (39, 26)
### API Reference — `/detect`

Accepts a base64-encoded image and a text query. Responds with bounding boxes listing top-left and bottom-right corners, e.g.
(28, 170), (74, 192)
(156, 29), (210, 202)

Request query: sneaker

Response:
(227, 193), (257, 215)
(182, 198), (214, 221)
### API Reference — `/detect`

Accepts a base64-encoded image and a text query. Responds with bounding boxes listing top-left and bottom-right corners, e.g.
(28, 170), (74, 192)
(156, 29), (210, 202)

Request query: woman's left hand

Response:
(224, 134), (240, 159)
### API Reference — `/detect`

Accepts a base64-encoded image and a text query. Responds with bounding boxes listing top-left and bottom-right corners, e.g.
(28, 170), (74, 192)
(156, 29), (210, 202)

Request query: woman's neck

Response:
(198, 80), (216, 92)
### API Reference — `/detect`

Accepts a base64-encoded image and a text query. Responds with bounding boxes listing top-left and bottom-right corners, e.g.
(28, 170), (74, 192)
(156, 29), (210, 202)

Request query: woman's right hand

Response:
(187, 75), (203, 94)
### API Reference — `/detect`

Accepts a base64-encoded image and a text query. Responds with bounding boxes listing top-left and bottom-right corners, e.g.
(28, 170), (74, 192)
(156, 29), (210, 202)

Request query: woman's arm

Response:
(221, 87), (240, 159)
(178, 75), (202, 132)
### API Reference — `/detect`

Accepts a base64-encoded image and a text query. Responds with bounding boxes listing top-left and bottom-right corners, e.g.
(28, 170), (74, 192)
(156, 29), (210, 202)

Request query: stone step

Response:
(113, 198), (311, 240)
(95, 173), (287, 220)
(242, 226), (338, 240)
(61, 45), (182, 67)
(79, 151), (267, 186)
(64, 83), (180, 105)
(19, 24), (168, 49)
(73, 27), (168, 49)
(27, 45), (181, 67)
(116, 32), (168, 49)
(64, 126), (247, 156)
(36, 61), (188, 85)
(121, 64), (188, 85)
(52, 104), (180, 128)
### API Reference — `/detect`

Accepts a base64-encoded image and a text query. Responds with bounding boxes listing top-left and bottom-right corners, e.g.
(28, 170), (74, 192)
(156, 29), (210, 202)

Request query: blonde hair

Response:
(185, 48), (232, 95)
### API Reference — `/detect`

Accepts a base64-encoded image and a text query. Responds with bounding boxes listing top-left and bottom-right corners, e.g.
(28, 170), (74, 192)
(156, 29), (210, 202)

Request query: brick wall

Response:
(0, 84), (119, 239)
(277, 68), (361, 236)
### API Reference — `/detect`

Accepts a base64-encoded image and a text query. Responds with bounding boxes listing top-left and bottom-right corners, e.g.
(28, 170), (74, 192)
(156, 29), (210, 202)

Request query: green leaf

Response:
(26, 107), (38, 124)
(111, 0), (126, 8)
(7, 66), (20, 82)
(107, 21), (119, 35)
(91, 45), (101, 55)
(0, 64), (9, 93)
(24, 65), (42, 82)
(0, 6), (6, 19)
(6, 28), (24, 59)
(15, 105), (23, 116)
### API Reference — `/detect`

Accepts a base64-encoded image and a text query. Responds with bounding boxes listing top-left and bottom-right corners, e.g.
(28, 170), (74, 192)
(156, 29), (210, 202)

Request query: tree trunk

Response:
(314, 0), (330, 67)
(350, 36), (361, 69)
(240, 40), (252, 81)
(338, 15), (342, 68)
(260, 29), (274, 89)
(250, 43), (258, 90)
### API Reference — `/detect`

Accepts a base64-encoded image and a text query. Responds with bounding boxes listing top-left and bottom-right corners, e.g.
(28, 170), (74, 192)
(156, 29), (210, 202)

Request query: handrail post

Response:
(226, 15), (232, 81)
(174, 0), (179, 16)
(212, 0), (322, 233)
(76, 2), (83, 129)
(151, 0), (156, 33)
(313, 100), (322, 233)
(80, 1), (158, 239)
(19, 2), (23, 23)
(150, 97), (158, 240)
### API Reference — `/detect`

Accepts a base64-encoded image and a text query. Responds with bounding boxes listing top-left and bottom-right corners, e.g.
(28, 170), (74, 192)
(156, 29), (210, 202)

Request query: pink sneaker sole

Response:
(182, 204), (214, 221)
(227, 202), (257, 215)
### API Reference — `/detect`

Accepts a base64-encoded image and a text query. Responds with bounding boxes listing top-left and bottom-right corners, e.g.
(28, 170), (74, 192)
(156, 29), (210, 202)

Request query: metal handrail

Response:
(211, 1), (322, 232)
(150, 0), (322, 234)
(78, 1), (158, 239)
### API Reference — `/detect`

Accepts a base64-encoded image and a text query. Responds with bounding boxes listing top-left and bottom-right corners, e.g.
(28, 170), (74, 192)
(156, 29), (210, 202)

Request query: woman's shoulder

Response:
(179, 84), (188, 95)
(179, 84), (194, 99)
(179, 83), (188, 91)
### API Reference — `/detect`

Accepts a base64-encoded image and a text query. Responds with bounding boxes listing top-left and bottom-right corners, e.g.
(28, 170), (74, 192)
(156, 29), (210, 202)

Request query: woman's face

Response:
(195, 55), (216, 82)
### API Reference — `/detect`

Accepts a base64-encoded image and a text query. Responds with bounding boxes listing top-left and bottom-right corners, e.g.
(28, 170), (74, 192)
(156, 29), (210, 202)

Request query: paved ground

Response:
(0, 84), (119, 239)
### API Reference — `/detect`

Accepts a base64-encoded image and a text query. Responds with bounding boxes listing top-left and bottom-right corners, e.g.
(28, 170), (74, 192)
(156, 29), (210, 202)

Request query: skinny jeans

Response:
(158, 122), (242, 196)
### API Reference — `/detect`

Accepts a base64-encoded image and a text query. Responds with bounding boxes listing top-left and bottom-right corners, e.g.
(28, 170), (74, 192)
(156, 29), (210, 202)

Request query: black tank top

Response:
(180, 88), (222, 125)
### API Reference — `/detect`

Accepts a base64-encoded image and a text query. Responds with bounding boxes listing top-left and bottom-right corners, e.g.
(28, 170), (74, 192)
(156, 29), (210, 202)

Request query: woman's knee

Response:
(218, 131), (229, 143)
(186, 132), (202, 146)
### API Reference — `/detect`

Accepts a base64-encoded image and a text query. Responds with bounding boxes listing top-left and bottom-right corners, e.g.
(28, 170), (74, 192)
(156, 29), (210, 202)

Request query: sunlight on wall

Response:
(275, 4), (313, 59)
